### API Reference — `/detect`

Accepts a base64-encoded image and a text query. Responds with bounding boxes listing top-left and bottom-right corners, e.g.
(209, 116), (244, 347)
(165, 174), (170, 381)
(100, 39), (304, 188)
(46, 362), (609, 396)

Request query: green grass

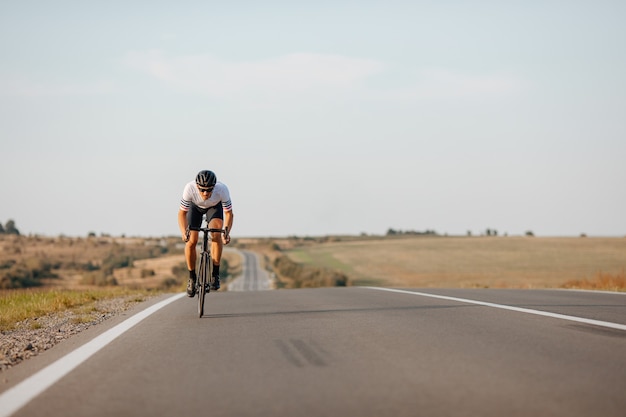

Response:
(289, 249), (354, 274)
(0, 287), (155, 331)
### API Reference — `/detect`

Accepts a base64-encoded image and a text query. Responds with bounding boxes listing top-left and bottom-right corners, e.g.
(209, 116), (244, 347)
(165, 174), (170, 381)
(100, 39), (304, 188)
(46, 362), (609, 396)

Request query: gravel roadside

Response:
(0, 295), (156, 372)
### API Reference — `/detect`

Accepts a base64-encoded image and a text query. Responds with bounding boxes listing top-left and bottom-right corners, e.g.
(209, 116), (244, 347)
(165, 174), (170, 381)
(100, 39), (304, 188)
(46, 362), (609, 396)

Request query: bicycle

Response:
(188, 226), (225, 318)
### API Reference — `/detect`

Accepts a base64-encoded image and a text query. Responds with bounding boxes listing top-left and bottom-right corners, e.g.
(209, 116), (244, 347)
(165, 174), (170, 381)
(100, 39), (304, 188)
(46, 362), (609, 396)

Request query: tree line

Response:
(0, 220), (20, 235)
(386, 228), (438, 236)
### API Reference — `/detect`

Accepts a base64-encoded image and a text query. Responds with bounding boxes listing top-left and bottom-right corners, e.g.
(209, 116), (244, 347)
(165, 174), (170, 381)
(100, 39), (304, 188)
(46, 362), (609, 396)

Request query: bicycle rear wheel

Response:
(198, 253), (208, 318)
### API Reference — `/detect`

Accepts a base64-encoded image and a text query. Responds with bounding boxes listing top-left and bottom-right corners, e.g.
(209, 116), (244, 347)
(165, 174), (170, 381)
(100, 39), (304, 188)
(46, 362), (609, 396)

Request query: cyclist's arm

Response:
(223, 210), (234, 244)
(178, 209), (189, 241)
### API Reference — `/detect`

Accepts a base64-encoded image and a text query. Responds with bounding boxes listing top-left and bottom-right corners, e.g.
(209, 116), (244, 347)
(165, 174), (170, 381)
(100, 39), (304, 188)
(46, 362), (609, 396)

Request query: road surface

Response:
(227, 250), (272, 291)
(1, 256), (625, 417)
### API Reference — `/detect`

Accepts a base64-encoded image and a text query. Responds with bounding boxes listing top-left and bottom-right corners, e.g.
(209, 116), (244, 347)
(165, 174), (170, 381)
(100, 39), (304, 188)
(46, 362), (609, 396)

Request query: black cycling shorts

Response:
(187, 203), (223, 231)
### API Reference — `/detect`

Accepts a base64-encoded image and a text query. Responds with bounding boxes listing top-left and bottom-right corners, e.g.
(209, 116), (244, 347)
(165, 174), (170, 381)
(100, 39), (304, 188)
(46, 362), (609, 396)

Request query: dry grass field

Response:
(0, 235), (242, 291)
(1, 234), (624, 337)
(114, 249), (243, 290)
(3, 234), (624, 291)
(284, 236), (626, 290)
(0, 235), (242, 334)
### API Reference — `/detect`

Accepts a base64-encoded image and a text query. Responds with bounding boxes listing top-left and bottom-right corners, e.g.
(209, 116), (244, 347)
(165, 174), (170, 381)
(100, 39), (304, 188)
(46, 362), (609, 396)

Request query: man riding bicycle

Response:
(178, 170), (234, 296)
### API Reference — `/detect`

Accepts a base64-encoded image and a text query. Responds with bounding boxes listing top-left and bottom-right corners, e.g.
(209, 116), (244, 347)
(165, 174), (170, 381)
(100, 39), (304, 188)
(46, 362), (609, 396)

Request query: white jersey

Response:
(180, 181), (232, 212)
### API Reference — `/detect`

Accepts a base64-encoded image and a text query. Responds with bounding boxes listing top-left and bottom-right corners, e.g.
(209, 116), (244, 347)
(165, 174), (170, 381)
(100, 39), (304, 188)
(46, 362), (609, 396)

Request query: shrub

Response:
(0, 259), (16, 269)
(1, 266), (40, 289)
(159, 277), (180, 290)
(140, 269), (155, 278)
(80, 271), (118, 286)
(102, 254), (132, 274)
(0, 258), (59, 289)
(171, 262), (188, 277)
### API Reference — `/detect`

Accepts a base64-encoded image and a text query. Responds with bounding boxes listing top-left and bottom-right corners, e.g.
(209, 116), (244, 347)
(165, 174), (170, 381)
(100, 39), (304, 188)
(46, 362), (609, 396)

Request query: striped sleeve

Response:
(219, 183), (232, 211)
(180, 182), (193, 211)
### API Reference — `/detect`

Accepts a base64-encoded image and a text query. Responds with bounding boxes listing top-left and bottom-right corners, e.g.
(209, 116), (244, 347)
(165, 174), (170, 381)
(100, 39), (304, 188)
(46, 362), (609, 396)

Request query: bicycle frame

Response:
(195, 227), (225, 318)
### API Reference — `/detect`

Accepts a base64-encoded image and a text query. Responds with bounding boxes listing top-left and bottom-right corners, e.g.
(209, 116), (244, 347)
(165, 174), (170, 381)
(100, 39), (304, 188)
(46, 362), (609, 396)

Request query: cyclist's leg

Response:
(206, 205), (224, 289)
(185, 204), (204, 296)
(185, 231), (199, 271)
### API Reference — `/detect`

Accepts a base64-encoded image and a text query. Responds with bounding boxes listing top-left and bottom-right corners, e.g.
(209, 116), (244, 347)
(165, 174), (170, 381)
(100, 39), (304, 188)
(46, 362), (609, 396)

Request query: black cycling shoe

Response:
(187, 278), (196, 297)
(210, 275), (220, 291)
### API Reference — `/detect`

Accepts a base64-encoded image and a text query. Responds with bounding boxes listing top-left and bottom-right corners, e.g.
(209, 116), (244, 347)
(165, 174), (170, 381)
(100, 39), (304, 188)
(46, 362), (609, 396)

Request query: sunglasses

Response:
(198, 187), (214, 193)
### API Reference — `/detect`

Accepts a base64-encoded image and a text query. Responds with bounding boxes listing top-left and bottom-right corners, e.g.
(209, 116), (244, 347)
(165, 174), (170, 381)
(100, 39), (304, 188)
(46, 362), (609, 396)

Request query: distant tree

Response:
(4, 220), (19, 235)
(387, 228), (437, 236)
(525, 230), (535, 237)
(88, 231), (97, 238)
(0, 222), (4, 234)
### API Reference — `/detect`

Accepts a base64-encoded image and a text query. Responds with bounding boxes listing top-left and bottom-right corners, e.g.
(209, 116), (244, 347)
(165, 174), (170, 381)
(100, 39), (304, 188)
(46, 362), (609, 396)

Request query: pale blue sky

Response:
(1, 1), (625, 237)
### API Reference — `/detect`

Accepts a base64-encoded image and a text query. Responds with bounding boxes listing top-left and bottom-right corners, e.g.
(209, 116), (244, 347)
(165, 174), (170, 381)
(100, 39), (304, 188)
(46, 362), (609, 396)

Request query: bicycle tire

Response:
(208, 253), (214, 291)
(198, 253), (208, 318)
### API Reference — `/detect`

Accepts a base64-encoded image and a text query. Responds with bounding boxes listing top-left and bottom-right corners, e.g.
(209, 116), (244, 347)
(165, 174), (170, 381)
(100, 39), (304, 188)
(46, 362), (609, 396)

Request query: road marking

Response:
(366, 287), (626, 331)
(0, 293), (186, 417)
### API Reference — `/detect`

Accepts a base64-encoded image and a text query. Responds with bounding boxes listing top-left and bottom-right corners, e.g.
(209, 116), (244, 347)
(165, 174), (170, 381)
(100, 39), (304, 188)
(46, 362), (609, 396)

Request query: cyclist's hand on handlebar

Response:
(223, 232), (231, 245)
(182, 228), (190, 243)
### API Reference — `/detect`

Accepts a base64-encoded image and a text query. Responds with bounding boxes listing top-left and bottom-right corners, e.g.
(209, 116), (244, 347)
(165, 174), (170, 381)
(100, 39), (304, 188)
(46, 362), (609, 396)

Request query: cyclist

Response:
(178, 170), (233, 296)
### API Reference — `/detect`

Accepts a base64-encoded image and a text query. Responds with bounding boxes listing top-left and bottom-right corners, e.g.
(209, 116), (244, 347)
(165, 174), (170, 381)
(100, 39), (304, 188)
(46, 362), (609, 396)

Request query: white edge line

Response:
(365, 287), (626, 332)
(0, 293), (186, 417)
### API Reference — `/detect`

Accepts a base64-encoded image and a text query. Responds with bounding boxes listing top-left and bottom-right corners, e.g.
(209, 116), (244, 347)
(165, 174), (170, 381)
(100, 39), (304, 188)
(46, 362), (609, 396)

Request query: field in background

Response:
(113, 249), (243, 290)
(3, 234), (625, 291)
(283, 236), (626, 289)
(2, 234), (625, 332)
(0, 235), (242, 291)
(0, 235), (243, 330)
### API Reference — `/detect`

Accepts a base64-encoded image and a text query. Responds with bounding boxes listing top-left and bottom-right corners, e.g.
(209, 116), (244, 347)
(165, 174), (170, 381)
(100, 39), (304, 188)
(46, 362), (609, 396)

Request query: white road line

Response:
(0, 293), (186, 417)
(366, 287), (626, 331)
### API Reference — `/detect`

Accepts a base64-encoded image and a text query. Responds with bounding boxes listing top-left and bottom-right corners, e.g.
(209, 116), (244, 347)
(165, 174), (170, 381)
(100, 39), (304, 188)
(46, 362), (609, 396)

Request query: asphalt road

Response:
(227, 250), (272, 291)
(1, 262), (625, 417)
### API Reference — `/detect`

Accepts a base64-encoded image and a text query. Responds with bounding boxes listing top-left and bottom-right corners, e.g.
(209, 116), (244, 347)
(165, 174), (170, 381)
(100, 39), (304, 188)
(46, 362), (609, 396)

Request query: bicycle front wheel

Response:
(198, 253), (208, 318)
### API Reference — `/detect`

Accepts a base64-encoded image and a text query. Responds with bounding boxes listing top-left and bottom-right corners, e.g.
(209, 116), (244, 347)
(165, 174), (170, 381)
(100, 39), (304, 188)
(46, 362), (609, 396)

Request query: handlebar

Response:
(184, 227), (227, 242)
(199, 228), (226, 233)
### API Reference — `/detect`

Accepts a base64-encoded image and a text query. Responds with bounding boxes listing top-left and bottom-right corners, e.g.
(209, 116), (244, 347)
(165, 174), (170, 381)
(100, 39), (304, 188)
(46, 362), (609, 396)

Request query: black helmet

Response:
(195, 170), (217, 188)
